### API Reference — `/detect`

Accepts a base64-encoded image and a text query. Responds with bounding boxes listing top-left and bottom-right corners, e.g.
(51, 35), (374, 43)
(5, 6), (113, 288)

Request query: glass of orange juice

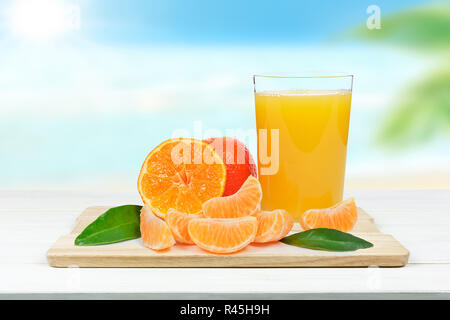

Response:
(253, 74), (353, 221)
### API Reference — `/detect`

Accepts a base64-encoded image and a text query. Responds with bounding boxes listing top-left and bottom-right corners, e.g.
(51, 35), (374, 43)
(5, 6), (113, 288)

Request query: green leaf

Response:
(346, 4), (450, 147)
(280, 228), (373, 252)
(75, 205), (142, 246)
(377, 67), (450, 148)
(350, 4), (450, 51)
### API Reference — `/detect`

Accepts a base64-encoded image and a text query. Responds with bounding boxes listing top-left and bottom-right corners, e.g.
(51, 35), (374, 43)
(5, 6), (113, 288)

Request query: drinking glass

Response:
(253, 74), (353, 221)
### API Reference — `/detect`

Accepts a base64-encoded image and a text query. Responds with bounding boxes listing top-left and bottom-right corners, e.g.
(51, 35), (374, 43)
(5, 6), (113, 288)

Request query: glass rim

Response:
(253, 74), (354, 79)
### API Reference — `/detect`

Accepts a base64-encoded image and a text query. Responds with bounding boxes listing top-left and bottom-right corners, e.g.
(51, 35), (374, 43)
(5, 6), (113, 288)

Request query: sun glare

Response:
(9, 0), (77, 40)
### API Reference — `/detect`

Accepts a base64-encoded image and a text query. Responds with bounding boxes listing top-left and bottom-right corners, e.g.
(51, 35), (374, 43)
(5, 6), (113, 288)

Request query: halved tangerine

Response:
(165, 209), (201, 244)
(254, 209), (294, 243)
(138, 138), (226, 219)
(202, 176), (262, 218)
(188, 216), (257, 254)
(299, 198), (358, 232)
(140, 206), (175, 250)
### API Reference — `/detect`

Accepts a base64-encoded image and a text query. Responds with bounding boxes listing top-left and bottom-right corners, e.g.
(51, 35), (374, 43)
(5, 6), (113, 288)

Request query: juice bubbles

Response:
(255, 89), (352, 221)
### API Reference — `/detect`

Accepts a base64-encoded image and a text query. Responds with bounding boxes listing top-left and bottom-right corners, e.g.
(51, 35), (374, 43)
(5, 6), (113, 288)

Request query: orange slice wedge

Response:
(165, 209), (201, 244)
(188, 216), (257, 254)
(254, 209), (294, 243)
(299, 198), (358, 232)
(138, 138), (226, 219)
(140, 206), (175, 250)
(202, 176), (262, 218)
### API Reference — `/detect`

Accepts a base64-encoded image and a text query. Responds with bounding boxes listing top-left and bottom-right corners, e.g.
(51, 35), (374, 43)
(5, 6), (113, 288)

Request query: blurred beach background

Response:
(0, 0), (449, 190)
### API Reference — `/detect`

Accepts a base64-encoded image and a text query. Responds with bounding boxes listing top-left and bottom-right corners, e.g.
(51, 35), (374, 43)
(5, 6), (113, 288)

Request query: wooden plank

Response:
(3, 189), (450, 299)
(2, 263), (450, 299)
(47, 206), (408, 268)
(47, 233), (408, 267)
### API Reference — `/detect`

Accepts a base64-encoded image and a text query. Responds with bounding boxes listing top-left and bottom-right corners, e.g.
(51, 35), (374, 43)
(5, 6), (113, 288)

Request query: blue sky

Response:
(81, 0), (426, 45)
(0, 0), (432, 45)
(80, 0), (429, 45)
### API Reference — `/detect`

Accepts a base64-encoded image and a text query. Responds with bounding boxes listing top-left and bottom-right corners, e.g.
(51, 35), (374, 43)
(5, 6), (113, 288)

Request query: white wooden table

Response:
(1, 189), (449, 299)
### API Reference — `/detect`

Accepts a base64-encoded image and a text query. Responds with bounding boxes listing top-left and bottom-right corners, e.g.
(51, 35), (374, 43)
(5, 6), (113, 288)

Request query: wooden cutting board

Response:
(47, 206), (409, 267)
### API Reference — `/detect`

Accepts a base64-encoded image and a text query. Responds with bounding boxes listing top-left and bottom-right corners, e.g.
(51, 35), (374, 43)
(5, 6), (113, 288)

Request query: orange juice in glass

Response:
(254, 75), (353, 221)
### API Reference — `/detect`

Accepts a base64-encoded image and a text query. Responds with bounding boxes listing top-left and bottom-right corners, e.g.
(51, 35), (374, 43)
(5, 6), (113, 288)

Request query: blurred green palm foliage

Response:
(351, 4), (450, 149)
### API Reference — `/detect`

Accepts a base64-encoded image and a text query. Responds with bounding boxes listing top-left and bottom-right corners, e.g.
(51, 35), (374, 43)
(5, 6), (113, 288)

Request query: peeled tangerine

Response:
(137, 138), (226, 219)
(140, 206), (175, 250)
(202, 176), (262, 218)
(188, 216), (258, 254)
(254, 209), (294, 243)
(165, 209), (201, 244)
(299, 198), (358, 232)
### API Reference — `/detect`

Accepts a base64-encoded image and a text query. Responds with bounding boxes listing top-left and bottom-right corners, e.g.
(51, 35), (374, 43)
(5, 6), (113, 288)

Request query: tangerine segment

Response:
(188, 216), (257, 254)
(202, 176), (262, 218)
(138, 138), (226, 219)
(165, 209), (201, 244)
(299, 198), (358, 232)
(254, 209), (294, 243)
(140, 206), (175, 250)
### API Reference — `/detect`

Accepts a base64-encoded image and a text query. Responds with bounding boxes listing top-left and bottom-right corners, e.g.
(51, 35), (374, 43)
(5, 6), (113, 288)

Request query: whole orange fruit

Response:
(204, 137), (257, 196)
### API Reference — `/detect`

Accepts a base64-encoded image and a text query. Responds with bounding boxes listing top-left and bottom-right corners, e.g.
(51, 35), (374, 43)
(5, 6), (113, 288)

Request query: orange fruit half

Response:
(202, 176), (262, 218)
(140, 206), (175, 250)
(188, 216), (257, 254)
(254, 209), (294, 243)
(165, 209), (201, 244)
(138, 138), (226, 219)
(299, 198), (358, 232)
